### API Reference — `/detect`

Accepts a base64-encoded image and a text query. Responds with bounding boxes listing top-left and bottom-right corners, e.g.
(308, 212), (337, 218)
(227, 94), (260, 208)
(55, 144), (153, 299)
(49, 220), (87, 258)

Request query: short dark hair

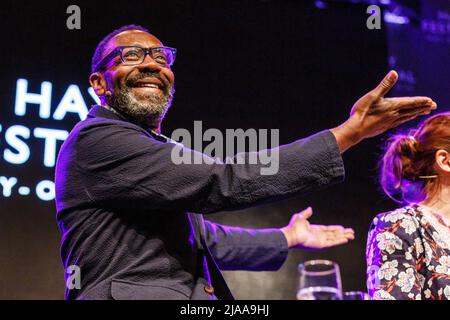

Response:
(91, 24), (151, 73)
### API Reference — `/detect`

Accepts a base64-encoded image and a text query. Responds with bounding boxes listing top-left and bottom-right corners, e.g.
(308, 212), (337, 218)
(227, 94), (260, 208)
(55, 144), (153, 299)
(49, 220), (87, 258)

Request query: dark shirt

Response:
(55, 105), (345, 299)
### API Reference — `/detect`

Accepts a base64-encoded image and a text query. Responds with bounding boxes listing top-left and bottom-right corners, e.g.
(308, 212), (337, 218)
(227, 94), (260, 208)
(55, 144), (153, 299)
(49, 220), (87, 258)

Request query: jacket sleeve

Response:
(203, 219), (289, 271)
(74, 120), (345, 214)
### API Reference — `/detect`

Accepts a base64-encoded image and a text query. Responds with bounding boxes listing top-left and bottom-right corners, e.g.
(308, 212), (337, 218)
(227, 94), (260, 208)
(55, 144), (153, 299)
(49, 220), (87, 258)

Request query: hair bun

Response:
(379, 134), (421, 203)
(395, 135), (419, 181)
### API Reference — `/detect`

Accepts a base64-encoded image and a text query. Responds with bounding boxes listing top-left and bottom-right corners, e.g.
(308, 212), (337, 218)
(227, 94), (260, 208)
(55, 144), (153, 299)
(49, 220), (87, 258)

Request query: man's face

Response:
(92, 30), (175, 130)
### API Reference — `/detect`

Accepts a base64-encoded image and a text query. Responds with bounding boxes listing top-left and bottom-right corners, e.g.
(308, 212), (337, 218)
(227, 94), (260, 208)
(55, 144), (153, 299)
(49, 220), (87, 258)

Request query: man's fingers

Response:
(343, 228), (355, 239)
(390, 97), (436, 111)
(319, 225), (355, 234)
(322, 225), (344, 230)
(345, 228), (355, 235)
(396, 105), (435, 117)
(326, 229), (354, 238)
(326, 231), (355, 244)
(345, 232), (355, 240)
(387, 98), (437, 128)
(372, 70), (398, 97)
(396, 106), (433, 119)
(298, 207), (313, 220)
(391, 96), (433, 106)
(326, 231), (353, 238)
(326, 226), (354, 234)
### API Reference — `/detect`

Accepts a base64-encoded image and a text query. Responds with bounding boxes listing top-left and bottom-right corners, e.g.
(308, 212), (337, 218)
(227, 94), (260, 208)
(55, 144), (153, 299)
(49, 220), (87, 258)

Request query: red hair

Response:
(379, 112), (450, 203)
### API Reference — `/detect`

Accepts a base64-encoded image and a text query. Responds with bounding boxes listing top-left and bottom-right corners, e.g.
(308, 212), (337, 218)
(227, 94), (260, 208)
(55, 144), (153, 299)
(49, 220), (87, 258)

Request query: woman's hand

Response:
(280, 207), (355, 250)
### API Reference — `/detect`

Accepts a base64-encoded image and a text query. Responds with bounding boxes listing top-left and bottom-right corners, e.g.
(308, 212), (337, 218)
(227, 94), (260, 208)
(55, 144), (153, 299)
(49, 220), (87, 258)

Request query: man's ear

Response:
(89, 72), (108, 99)
(435, 149), (450, 174)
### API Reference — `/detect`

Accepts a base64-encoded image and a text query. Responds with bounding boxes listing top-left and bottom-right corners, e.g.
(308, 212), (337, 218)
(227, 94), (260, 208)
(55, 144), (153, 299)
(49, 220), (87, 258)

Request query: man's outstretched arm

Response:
(204, 207), (354, 271)
(65, 71), (436, 214)
(71, 121), (345, 214)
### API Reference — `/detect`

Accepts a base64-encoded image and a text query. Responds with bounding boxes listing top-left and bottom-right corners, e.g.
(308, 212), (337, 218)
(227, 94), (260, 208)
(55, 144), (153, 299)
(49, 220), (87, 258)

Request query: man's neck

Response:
(102, 103), (161, 134)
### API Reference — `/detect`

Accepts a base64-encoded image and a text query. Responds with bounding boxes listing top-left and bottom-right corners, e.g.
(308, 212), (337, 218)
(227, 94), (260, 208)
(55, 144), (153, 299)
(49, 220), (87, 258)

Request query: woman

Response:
(366, 112), (450, 300)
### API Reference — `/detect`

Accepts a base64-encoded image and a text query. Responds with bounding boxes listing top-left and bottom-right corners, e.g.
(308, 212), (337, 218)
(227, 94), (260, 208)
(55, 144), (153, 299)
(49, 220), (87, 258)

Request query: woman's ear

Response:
(435, 149), (450, 174)
(89, 72), (107, 98)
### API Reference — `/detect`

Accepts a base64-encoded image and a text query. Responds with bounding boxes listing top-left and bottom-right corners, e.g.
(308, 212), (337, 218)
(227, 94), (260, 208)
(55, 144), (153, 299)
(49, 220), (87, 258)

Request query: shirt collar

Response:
(87, 105), (176, 144)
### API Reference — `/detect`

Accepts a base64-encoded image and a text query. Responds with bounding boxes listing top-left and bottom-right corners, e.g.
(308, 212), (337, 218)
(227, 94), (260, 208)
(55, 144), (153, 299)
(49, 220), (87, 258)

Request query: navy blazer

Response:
(55, 105), (345, 300)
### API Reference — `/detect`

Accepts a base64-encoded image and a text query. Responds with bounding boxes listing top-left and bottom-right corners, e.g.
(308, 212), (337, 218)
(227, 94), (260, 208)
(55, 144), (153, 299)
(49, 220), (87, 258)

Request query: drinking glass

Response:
(297, 260), (343, 300)
(343, 291), (370, 300)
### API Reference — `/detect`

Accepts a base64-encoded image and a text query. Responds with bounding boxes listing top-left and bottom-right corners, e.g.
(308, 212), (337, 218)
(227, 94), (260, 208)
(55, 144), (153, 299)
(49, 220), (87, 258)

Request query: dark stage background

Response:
(0, 0), (448, 299)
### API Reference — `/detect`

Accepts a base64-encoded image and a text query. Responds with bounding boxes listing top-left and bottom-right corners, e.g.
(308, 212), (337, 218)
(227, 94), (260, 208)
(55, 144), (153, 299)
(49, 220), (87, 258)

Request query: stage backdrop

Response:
(0, 0), (448, 299)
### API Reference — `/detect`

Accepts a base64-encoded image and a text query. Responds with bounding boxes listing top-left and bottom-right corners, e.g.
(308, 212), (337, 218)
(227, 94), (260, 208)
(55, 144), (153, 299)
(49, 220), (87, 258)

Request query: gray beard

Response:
(109, 83), (174, 130)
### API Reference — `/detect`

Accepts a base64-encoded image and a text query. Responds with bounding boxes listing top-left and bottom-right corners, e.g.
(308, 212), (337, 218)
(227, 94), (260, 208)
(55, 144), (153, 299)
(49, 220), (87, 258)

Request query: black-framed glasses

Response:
(94, 46), (177, 72)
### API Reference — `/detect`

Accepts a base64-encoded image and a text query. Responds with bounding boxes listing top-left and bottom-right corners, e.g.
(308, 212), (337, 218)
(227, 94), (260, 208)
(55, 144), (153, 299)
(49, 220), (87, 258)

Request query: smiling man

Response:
(55, 24), (437, 300)
(89, 26), (175, 132)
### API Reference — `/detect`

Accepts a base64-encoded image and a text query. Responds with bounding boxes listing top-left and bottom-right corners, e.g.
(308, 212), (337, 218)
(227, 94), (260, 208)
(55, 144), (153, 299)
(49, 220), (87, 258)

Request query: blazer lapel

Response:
(188, 212), (235, 300)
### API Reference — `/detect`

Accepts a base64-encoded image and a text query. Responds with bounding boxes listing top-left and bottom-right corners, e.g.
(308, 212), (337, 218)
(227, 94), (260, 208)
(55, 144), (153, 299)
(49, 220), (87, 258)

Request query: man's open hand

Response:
(280, 207), (355, 250)
(331, 70), (437, 153)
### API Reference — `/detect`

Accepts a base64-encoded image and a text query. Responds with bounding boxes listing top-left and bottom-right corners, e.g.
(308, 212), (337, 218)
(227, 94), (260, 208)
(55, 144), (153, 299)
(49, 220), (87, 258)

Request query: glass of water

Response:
(343, 291), (370, 300)
(297, 260), (343, 300)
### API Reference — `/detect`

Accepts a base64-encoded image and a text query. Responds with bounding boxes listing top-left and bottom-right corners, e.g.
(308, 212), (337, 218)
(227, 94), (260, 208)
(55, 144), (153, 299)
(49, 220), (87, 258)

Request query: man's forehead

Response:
(104, 30), (164, 56)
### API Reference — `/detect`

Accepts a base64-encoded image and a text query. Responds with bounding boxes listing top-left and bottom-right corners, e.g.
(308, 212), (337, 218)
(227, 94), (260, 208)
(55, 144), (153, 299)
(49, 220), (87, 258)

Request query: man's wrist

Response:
(330, 119), (363, 153)
(280, 227), (295, 248)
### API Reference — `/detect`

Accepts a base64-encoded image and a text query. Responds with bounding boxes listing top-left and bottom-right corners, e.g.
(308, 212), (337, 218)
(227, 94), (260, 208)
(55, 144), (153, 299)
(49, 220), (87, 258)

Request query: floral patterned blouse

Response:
(366, 205), (450, 300)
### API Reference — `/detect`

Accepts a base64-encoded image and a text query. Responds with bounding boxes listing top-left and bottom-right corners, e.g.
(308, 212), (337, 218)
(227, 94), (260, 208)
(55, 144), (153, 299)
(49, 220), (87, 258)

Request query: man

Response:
(55, 24), (437, 300)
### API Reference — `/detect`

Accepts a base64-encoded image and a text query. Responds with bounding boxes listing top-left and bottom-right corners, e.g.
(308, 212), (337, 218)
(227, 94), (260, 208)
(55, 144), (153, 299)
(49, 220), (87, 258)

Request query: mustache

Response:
(125, 72), (171, 93)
